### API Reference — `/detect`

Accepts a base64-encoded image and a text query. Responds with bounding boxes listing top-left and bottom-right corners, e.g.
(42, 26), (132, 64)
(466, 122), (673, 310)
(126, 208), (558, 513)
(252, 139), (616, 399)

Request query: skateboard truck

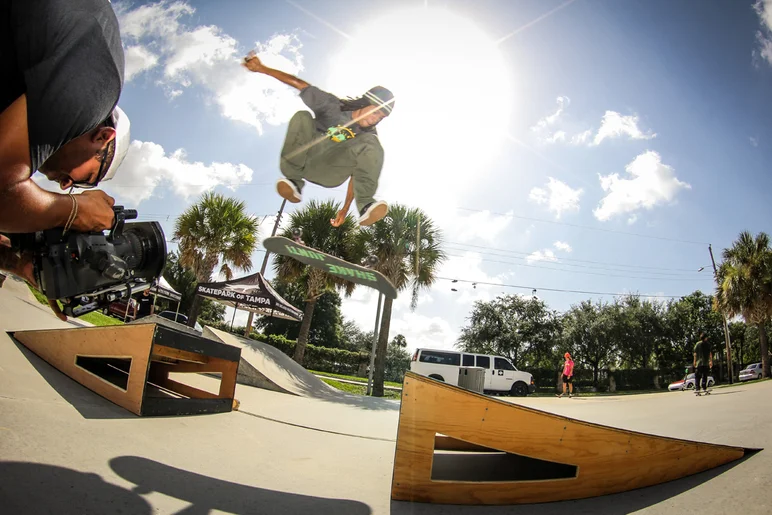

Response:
(291, 228), (304, 245)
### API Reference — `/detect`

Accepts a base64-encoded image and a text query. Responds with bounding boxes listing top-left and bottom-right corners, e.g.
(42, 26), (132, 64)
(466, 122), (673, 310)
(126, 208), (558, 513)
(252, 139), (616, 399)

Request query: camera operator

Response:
(0, 0), (130, 320)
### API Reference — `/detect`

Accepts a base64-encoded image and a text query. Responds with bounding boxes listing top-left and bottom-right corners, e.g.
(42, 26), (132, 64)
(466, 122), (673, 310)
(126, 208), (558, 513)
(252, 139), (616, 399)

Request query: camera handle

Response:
(107, 206), (138, 243)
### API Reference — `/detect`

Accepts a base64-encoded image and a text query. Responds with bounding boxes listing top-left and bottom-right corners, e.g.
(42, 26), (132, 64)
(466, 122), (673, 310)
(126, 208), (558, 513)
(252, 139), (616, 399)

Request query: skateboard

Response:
(263, 233), (398, 299)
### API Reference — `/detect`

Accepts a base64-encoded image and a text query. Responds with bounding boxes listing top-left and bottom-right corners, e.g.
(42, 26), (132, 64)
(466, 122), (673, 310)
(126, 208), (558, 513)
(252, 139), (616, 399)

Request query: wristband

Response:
(63, 193), (78, 234)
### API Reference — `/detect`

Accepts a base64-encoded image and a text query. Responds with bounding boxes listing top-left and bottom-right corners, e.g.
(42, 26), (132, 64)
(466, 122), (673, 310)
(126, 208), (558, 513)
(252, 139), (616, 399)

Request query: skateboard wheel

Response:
(291, 228), (303, 238)
(366, 255), (379, 266)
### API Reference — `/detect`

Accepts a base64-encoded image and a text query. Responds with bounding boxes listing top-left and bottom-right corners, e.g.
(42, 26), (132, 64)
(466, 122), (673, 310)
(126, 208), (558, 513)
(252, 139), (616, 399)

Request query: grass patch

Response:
(310, 369), (403, 388)
(321, 378), (402, 400)
(28, 286), (123, 327)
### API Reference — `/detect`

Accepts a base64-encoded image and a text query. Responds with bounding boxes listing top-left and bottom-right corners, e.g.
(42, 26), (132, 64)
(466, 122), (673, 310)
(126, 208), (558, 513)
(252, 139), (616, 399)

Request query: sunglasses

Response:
(70, 138), (115, 189)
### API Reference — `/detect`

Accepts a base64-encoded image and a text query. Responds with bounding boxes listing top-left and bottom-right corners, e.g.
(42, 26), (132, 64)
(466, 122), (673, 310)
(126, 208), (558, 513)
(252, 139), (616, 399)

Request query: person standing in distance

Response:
(558, 352), (575, 398)
(242, 51), (394, 226)
(693, 333), (713, 395)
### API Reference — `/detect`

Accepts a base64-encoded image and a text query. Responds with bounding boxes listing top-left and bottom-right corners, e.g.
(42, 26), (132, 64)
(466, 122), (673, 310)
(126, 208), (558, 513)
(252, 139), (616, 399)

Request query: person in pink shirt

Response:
(558, 352), (575, 398)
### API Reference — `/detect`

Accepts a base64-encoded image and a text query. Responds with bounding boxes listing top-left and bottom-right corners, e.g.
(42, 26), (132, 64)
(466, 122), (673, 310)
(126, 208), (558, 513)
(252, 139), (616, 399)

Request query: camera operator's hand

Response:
(72, 190), (116, 232)
(17, 252), (67, 321)
(0, 245), (68, 321)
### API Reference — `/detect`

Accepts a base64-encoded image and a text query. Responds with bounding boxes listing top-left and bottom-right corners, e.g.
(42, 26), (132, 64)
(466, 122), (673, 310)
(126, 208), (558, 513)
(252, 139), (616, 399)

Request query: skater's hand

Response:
(330, 208), (347, 227)
(243, 51), (266, 73)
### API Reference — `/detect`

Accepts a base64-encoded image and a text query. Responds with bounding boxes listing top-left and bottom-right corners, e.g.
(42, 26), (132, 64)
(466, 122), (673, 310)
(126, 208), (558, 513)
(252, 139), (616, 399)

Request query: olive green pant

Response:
(280, 111), (383, 212)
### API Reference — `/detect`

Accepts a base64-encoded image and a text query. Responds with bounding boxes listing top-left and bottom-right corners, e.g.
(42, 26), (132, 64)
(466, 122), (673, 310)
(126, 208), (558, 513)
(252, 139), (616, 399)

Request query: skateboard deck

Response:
(263, 236), (397, 299)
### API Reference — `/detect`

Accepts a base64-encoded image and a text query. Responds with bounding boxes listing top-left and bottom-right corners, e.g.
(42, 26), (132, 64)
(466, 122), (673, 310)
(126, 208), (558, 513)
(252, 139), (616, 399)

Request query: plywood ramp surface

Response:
(391, 372), (753, 505)
(12, 324), (240, 417)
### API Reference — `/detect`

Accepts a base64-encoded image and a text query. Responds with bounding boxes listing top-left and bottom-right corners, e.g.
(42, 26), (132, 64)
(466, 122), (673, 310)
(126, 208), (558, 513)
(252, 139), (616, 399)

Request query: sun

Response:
(326, 7), (514, 204)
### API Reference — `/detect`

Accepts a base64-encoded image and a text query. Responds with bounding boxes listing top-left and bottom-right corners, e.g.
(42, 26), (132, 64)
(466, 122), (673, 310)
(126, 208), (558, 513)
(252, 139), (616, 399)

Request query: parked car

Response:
(739, 363), (764, 382)
(409, 348), (536, 396)
(668, 372), (715, 391)
(157, 310), (203, 333)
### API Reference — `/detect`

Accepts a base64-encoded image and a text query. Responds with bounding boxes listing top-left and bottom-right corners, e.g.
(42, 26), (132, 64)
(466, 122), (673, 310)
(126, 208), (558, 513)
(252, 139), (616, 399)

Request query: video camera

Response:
(4, 206), (167, 318)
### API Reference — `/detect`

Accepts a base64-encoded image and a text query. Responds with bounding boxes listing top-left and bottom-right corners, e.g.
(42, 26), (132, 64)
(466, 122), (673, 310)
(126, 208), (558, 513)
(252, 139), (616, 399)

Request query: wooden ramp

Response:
(11, 324), (241, 417)
(391, 372), (753, 505)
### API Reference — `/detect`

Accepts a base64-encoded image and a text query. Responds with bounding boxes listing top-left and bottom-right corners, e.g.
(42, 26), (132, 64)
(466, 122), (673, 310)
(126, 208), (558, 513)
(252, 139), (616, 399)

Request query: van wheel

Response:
(510, 382), (528, 397)
(428, 374), (445, 382)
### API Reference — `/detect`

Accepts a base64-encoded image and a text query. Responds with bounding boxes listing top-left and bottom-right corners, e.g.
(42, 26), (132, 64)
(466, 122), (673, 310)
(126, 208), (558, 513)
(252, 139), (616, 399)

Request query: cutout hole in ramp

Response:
(75, 356), (131, 391)
(431, 435), (577, 482)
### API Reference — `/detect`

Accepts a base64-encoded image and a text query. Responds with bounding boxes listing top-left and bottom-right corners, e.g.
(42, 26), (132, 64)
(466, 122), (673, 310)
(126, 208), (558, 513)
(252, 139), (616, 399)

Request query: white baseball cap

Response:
(99, 105), (130, 183)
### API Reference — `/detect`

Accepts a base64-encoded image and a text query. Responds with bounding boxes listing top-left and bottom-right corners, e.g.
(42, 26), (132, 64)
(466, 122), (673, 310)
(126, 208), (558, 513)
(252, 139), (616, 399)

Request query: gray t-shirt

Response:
(0, 0), (125, 172)
(299, 86), (377, 137)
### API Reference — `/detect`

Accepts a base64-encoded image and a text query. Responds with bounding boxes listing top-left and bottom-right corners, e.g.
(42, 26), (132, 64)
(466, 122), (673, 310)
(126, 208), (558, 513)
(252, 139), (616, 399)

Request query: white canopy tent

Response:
(149, 275), (183, 317)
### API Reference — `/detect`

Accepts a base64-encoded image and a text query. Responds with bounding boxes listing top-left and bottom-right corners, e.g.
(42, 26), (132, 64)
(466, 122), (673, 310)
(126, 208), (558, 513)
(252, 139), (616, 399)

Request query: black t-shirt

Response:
(299, 86), (376, 137)
(137, 296), (153, 318)
(0, 0), (124, 172)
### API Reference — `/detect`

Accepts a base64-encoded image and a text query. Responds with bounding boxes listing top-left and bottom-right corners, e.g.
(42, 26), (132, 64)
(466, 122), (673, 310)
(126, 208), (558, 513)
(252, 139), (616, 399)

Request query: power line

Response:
(444, 243), (705, 276)
(443, 252), (711, 282)
(437, 277), (689, 299)
(455, 207), (710, 246)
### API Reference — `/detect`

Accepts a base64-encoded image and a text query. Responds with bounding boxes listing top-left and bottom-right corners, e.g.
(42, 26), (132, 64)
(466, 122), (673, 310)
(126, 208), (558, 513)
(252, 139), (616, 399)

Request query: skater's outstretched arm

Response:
(243, 51), (309, 91)
(331, 178), (355, 227)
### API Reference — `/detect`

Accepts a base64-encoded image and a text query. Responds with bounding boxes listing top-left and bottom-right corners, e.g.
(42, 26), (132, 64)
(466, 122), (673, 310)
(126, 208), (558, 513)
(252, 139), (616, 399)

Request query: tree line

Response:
(157, 191), (771, 395)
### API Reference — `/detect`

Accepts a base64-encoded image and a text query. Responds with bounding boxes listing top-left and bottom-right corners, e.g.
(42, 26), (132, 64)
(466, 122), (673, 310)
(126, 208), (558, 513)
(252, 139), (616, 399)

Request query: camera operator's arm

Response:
(0, 95), (116, 233)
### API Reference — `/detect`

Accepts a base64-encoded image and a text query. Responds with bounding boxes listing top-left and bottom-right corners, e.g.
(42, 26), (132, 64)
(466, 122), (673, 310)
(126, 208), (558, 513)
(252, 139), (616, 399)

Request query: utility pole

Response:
(709, 244), (733, 384)
(244, 199), (287, 337)
(366, 293), (383, 396)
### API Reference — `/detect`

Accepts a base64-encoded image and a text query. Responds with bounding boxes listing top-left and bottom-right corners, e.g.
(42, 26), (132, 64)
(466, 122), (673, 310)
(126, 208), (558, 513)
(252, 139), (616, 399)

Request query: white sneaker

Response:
(276, 179), (302, 203)
(358, 201), (388, 226)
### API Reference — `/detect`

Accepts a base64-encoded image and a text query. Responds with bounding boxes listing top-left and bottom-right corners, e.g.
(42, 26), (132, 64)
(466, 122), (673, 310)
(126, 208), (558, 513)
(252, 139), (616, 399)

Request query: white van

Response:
(409, 348), (536, 396)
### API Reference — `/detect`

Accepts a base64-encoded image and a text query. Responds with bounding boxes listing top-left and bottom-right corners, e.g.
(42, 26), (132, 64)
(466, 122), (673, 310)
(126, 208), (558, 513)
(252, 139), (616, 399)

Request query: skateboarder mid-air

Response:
(242, 51), (394, 226)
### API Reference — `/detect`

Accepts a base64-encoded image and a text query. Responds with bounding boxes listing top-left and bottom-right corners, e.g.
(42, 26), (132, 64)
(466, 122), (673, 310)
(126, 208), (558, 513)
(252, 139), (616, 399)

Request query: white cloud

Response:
(592, 111), (656, 146)
(532, 96), (570, 131)
(545, 130), (566, 144)
(750, 136), (759, 147)
(528, 177), (583, 219)
(104, 140), (253, 204)
(593, 151), (691, 222)
(531, 97), (571, 143)
(553, 241), (572, 253)
(526, 249), (558, 264)
(389, 312), (458, 354)
(754, 0), (772, 66)
(627, 214), (638, 225)
(124, 45), (159, 80)
(571, 129), (592, 145)
(117, 1), (305, 134)
(451, 210), (514, 243)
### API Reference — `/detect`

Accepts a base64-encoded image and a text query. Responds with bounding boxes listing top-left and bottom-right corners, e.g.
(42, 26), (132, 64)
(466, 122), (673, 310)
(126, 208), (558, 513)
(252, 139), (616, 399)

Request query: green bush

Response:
(247, 331), (368, 375)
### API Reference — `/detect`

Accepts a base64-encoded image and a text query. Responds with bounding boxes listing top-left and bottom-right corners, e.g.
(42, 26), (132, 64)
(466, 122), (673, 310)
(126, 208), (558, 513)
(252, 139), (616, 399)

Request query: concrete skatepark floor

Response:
(0, 278), (770, 514)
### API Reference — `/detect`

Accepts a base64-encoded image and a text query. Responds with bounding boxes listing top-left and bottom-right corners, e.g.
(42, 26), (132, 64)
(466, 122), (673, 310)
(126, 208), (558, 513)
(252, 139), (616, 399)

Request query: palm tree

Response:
(714, 231), (772, 378)
(364, 205), (446, 396)
(273, 199), (364, 364)
(174, 192), (260, 327)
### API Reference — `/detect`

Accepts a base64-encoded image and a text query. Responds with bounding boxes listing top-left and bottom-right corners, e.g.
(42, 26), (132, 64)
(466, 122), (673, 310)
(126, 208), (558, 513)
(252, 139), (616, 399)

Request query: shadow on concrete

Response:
(9, 336), (134, 420)
(0, 462), (153, 514)
(110, 455), (372, 515)
(389, 451), (759, 515)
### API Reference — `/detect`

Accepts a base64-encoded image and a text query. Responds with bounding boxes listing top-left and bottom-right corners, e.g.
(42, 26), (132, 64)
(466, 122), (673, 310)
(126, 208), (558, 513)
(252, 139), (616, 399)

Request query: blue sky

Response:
(92, 0), (772, 352)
